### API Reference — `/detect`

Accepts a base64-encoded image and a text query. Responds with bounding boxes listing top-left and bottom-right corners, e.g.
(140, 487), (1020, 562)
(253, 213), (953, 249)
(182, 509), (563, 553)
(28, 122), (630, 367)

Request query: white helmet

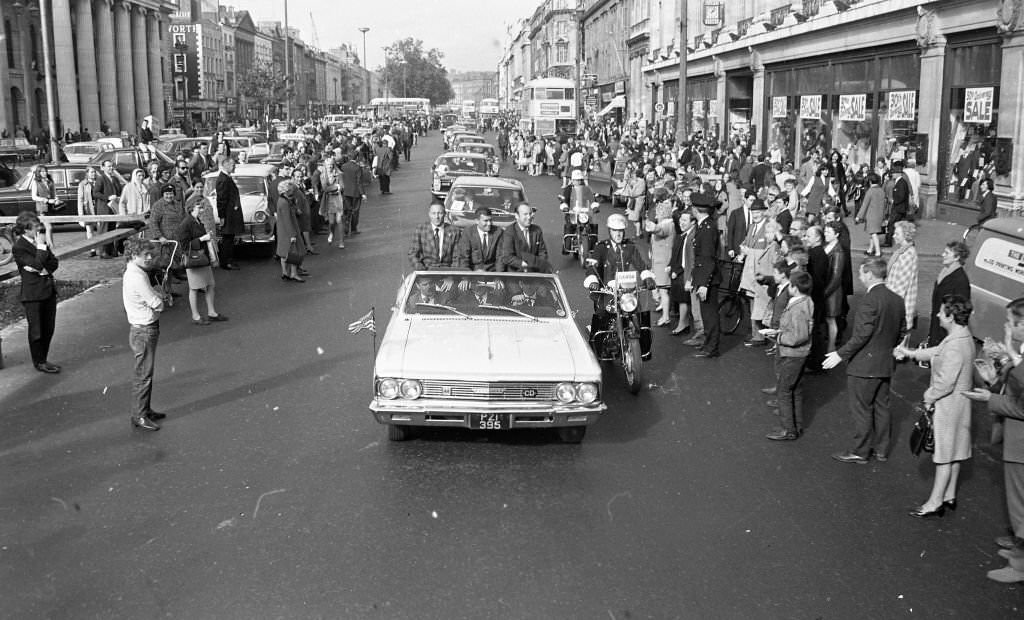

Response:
(606, 213), (627, 231)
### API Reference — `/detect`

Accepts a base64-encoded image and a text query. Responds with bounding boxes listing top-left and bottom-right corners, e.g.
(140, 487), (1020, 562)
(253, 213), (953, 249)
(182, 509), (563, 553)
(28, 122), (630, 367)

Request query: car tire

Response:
(387, 424), (414, 442)
(557, 426), (586, 443)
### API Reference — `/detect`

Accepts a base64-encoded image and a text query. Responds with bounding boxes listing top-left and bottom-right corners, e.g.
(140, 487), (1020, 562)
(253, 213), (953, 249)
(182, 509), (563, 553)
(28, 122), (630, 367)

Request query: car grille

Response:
(420, 380), (558, 401)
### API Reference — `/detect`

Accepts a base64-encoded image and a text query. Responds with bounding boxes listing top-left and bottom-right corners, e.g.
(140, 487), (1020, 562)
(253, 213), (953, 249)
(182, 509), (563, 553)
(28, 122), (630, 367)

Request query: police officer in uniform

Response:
(690, 192), (723, 358)
(560, 169), (600, 254)
(583, 213), (657, 359)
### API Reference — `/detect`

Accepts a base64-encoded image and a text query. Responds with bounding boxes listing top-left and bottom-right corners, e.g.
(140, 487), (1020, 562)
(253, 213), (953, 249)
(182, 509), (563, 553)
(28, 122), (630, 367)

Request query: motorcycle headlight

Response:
(556, 382), (576, 403)
(576, 383), (598, 404)
(400, 379), (422, 400)
(578, 212), (590, 224)
(378, 378), (399, 399)
(619, 292), (638, 313)
(253, 210), (268, 224)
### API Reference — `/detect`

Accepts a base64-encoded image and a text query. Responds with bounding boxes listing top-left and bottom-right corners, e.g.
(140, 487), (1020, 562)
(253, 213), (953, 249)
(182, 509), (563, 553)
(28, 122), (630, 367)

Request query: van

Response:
(964, 218), (1024, 342)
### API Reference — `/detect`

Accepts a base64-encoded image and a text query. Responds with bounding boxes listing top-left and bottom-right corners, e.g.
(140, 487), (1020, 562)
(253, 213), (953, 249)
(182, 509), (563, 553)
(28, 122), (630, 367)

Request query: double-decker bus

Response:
(519, 77), (577, 137)
(461, 100), (477, 119)
(367, 97), (431, 120)
(479, 98), (500, 117)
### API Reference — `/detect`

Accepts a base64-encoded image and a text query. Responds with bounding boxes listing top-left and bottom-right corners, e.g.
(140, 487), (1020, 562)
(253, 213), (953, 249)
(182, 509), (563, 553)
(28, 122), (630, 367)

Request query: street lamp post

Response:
(358, 27), (369, 108)
(284, 0), (291, 120)
(36, 0), (60, 162)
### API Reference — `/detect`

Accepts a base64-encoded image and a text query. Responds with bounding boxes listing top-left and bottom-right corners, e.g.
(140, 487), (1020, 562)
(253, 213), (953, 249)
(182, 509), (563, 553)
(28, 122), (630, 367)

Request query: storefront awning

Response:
(597, 95), (626, 116)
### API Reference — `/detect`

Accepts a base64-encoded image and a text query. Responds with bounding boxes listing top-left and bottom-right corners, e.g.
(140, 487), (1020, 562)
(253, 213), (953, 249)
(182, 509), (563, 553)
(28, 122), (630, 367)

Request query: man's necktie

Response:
(523, 228), (530, 248)
(482, 232), (488, 249)
(433, 227), (441, 259)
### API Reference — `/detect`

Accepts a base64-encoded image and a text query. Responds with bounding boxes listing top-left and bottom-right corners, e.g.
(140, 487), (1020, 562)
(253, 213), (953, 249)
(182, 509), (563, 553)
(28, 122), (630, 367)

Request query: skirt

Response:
(186, 265), (215, 290)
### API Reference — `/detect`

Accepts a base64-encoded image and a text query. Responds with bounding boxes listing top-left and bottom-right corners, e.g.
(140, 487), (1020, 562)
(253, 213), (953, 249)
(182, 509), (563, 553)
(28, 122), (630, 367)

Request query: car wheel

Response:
(557, 426), (586, 443)
(387, 424), (413, 442)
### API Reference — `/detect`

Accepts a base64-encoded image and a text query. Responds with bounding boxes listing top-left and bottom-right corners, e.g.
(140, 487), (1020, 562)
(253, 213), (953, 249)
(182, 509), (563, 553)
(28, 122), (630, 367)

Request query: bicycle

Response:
(716, 258), (747, 334)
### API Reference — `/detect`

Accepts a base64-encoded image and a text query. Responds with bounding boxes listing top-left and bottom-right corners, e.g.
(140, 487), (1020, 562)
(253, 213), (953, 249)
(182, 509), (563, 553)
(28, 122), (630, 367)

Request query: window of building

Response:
(556, 42), (569, 64)
(5, 20), (13, 69)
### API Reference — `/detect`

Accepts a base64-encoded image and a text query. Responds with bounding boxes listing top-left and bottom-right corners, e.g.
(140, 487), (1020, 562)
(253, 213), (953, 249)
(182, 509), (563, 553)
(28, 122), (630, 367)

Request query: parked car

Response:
(0, 161), (22, 188)
(155, 136), (211, 160)
(0, 137), (39, 162)
(202, 163), (276, 251)
(430, 152), (490, 199)
(0, 164), (88, 216)
(451, 134), (487, 152)
(221, 136), (259, 163)
(455, 142), (500, 175)
(444, 177), (526, 229)
(89, 147), (175, 176)
(62, 141), (115, 164)
(370, 271), (605, 442)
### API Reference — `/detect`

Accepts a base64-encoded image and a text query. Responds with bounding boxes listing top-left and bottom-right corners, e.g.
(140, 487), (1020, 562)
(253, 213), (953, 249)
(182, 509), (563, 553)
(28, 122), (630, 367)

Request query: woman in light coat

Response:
(77, 167), (98, 253)
(647, 189), (676, 326)
(119, 168), (151, 217)
(896, 295), (976, 518)
(855, 172), (885, 256)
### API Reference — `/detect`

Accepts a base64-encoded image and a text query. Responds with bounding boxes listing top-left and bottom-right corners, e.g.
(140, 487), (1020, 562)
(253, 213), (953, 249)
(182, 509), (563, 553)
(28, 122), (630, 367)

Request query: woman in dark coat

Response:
(928, 241), (972, 346)
(175, 200), (226, 325)
(275, 180), (305, 282)
(822, 221), (847, 353)
(827, 149), (848, 216)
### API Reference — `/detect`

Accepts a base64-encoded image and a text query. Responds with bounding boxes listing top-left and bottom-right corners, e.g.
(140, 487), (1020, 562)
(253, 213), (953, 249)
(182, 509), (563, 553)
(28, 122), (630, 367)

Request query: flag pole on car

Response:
(347, 307), (377, 358)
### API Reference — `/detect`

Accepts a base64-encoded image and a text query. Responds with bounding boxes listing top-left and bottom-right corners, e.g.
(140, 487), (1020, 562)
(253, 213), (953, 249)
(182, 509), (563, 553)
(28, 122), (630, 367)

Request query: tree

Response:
(237, 61), (291, 121)
(380, 38), (455, 105)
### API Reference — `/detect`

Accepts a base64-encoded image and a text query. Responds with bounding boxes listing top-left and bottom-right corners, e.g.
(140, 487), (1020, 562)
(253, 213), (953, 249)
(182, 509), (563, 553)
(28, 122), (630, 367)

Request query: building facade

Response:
(529, 0), (580, 81)
(0, 0), (175, 138)
(581, 0), (629, 119)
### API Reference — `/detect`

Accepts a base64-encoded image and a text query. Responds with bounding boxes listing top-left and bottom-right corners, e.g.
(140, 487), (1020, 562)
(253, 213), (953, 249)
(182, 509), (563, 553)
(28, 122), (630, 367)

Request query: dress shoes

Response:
(693, 350), (719, 359)
(873, 452), (888, 462)
(670, 325), (691, 336)
(207, 314), (229, 322)
(35, 362), (60, 374)
(761, 386), (777, 395)
(986, 566), (1024, 583)
(766, 429), (799, 441)
(996, 535), (1024, 550)
(744, 338), (767, 347)
(942, 498), (957, 511)
(682, 335), (705, 347)
(908, 505), (945, 519)
(221, 264), (240, 271)
(147, 411), (167, 421)
(131, 416), (160, 431)
(192, 318), (210, 326)
(831, 451), (868, 465)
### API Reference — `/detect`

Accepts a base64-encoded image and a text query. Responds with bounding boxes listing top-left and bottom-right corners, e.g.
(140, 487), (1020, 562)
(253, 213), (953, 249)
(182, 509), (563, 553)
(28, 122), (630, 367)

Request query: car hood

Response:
(375, 317), (599, 382)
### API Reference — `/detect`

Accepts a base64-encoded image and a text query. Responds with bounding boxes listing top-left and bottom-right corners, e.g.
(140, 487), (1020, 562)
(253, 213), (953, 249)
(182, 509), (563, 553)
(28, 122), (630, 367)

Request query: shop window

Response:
(877, 89), (924, 172)
(943, 86), (1001, 204)
(833, 93), (875, 170)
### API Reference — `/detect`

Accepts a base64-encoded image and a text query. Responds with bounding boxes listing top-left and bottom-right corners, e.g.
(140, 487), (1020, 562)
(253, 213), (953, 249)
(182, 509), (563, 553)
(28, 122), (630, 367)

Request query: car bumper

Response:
(369, 398), (606, 428)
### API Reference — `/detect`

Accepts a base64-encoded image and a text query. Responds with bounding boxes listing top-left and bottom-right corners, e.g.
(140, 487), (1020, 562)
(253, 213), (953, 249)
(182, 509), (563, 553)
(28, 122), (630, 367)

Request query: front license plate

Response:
(470, 413), (508, 430)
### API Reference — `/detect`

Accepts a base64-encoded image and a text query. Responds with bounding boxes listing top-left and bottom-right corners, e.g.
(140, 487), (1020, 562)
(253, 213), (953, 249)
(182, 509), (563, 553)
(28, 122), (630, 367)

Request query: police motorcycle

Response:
(584, 214), (655, 394)
(560, 170), (600, 268)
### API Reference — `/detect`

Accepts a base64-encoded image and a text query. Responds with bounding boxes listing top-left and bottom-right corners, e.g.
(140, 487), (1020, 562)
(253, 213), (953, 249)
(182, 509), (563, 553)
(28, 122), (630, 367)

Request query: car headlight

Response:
(578, 212), (590, 224)
(576, 383), (599, 404)
(378, 378), (399, 399)
(253, 210), (268, 223)
(556, 382), (576, 403)
(619, 292), (638, 313)
(432, 177), (441, 191)
(400, 379), (422, 400)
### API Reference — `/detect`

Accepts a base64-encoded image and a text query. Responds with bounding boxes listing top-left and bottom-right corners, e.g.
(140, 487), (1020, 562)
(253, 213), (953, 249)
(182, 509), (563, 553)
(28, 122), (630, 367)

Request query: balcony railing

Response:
(802, 0), (821, 16)
(629, 17), (650, 39)
(737, 17), (752, 37)
(771, 5), (791, 27)
(693, 33), (704, 49)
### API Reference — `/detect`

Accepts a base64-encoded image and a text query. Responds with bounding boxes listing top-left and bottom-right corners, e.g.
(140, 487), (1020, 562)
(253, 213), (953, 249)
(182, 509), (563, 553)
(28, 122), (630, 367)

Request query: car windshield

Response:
(446, 186), (524, 212)
(234, 176), (266, 196)
(405, 274), (566, 318)
(460, 145), (494, 156)
(439, 156), (484, 173)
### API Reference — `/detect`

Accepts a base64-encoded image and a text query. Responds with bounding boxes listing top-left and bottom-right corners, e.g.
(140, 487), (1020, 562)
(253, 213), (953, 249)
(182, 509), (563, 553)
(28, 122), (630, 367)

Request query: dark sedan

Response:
(0, 164), (88, 216)
(430, 152), (490, 200)
(89, 148), (175, 176)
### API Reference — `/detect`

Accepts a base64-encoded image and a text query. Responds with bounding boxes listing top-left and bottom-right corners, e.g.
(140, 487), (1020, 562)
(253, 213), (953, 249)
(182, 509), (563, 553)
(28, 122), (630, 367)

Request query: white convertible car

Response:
(370, 271), (606, 442)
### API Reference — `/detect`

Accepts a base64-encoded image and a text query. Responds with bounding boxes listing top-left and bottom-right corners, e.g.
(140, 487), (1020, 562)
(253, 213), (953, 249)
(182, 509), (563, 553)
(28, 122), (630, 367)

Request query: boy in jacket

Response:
(763, 270), (815, 440)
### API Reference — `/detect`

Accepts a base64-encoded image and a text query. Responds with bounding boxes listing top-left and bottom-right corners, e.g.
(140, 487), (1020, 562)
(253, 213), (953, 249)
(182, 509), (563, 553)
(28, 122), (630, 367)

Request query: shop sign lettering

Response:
(888, 91), (916, 121)
(772, 97), (787, 118)
(964, 87), (995, 124)
(838, 94), (866, 121)
(976, 237), (1024, 286)
(799, 95), (821, 120)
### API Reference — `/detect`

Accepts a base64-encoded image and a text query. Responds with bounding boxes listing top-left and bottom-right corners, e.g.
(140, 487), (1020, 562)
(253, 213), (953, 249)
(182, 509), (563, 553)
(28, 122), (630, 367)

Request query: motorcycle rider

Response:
(583, 213), (657, 359)
(560, 169), (600, 255)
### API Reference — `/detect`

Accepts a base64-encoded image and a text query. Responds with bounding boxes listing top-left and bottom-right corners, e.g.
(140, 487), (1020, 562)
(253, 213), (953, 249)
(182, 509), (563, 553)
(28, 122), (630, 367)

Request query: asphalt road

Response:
(0, 133), (1021, 619)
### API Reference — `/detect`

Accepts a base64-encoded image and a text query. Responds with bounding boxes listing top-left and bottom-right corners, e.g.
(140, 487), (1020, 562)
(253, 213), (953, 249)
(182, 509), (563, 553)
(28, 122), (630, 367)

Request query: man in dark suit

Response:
(499, 203), (551, 273)
(978, 178), (998, 226)
(690, 193), (722, 358)
(215, 157), (244, 270)
(92, 160), (123, 257)
(188, 142), (213, 181)
(408, 202), (463, 271)
(725, 190), (754, 259)
(339, 154), (366, 235)
(459, 207), (504, 271)
(805, 226), (829, 371)
(824, 257), (906, 464)
(12, 211), (61, 373)
(885, 159), (910, 246)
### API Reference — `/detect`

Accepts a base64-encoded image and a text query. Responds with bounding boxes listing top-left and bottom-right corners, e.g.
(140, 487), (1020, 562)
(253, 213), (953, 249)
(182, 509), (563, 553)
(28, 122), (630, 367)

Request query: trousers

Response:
(699, 286), (720, 353)
(847, 375), (892, 458)
(776, 355), (807, 434)
(219, 234), (236, 266)
(22, 293), (57, 365)
(129, 323), (159, 418)
(344, 195), (363, 233)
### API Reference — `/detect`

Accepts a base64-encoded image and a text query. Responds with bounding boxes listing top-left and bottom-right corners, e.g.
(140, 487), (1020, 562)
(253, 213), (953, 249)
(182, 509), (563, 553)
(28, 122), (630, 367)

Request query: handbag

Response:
(182, 244), (211, 268)
(908, 402), (935, 456)
(285, 240), (303, 265)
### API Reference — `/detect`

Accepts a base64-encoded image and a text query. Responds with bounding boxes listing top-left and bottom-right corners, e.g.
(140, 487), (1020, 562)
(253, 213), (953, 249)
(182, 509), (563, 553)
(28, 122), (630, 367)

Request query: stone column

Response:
(94, 0), (119, 132)
(997, 31), (1024, 212)
(714, 69), (727, 142)
(114, 1), (135, 131)
(916, 40), (946, 220)
(750, 50), (765, 156)
(131, 5), (150, 122)
(146, 11), (163, 127)
(51, 0), (81, 133)
(17, 7), (38, 131)
(0, 0), (12, 135)
(74, 0), (101, 134)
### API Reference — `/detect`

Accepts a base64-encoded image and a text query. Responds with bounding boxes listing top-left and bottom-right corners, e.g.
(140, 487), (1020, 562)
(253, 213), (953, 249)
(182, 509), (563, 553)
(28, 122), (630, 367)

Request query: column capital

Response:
(915, 6), (945, 49)
(997, 0), (1024, 34)
(114, 0), (132, 14)
(95, 0), (115, 9)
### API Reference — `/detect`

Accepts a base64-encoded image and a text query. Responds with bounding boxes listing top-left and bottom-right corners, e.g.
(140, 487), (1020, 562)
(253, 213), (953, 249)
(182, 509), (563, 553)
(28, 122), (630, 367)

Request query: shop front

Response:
(764, 44), (921, 174)
(686, 76), (717, 142)
(938, 33), (1006, 212)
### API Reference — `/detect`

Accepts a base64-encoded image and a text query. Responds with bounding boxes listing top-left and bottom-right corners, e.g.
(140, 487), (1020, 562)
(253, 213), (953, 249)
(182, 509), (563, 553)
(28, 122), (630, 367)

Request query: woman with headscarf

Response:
(119, 168), (151, 218)
(276, 179), (306, 282)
